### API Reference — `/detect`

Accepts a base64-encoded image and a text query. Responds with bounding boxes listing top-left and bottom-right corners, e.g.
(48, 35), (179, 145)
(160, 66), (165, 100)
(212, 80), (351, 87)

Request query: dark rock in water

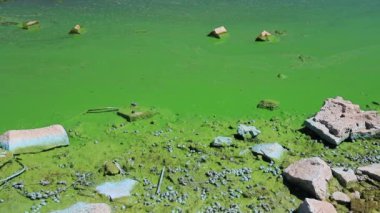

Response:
(297, 198), (337, 213)
(237, 124), (261, 139)
(22, 20), (39, 30)
(257, 99), (279, 111)
(69, 24), (81, 34)
(0, 21), (18, 26)
(251, 142), (285, 161)
(208, 26), (227, 39)
(331, 167), (357, 187)
(104, 161), (119, 176)
(357, 164), (380, 181)
(283, 157), (332, 200)
(305, 97), (380, 145)
(210, 136), (232, 148)
(52, 202), (112, 213)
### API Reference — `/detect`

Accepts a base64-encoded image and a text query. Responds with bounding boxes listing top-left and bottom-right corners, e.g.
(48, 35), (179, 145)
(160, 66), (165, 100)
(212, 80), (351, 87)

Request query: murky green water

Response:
(1, 0), (380, 131)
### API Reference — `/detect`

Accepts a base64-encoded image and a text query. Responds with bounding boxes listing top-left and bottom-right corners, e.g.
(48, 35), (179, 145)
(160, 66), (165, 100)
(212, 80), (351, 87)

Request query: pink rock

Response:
(332, 191), (351, 204)
(52, 202), (111, 213)
(332, 167), (358, 187)
(305, 97), (380, 145)
(358, 164), (380, 181)
(298, 198), (337, 213)
(0, 125), (69, 152)
(284, 157), (332, 200)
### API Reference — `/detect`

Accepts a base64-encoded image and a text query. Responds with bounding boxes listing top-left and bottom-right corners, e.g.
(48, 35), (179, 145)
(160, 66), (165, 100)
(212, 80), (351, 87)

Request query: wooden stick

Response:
(156, 166), (165, 195)
(0, 159), (27, 186)
(86, 107), (119, 113)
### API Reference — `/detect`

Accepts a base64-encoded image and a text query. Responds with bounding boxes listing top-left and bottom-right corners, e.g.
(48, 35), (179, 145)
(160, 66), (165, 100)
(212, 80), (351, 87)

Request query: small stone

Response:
(358, 164), (380, 181)
(251, 143), (285, 161)
(297, 198), (337, 213)
(104, 161), (119, 176)
(255, 30), (274, 42)
(331, 167), (358, 187)
(210, 136), (233, 148)
(69, 24), (81, 34)
(331, 191), (351, 204)
(208, 26), (227, 39)
(22, 20), (39, 29)
(237, 124), (261, 139)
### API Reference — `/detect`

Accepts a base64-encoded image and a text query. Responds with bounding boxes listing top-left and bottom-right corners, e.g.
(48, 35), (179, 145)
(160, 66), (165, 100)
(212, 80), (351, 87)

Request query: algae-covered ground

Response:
(0, 104), (379, 212)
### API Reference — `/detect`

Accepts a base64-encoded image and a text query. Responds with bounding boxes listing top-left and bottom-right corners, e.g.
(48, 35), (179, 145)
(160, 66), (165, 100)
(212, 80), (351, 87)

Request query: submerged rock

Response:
(305, 96), (380, 145)
(357, 164), (380, 181)
(52, 202), (111, 213)
(69, 24), (81, 34)
(297, 198), (337, 213)
(208, 26), (227, 39)
(117, 106), (156, 122)
(0, 125), (69, 153)
(237, 124), (261, 139)
(22, 20), (39, 29)
(96, 179), (138, 199)
(283, 157), (332, 200)
(331, 167), (358, 187)
(210, 136), (233, 148)
(251, 142), (285, 160)
(331, 191), (351, 204)
(257, 99), (279, 111)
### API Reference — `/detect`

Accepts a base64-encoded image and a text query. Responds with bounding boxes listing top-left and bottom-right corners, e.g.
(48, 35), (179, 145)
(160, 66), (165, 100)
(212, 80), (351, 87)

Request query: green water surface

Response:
(1, 0), (380, 131)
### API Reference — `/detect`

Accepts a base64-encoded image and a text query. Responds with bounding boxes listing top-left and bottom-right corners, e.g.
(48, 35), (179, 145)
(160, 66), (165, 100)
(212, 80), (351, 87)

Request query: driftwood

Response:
(86, 107), (119, 113)
(156, 166), (165, 194)
(0, 159), (27, 186)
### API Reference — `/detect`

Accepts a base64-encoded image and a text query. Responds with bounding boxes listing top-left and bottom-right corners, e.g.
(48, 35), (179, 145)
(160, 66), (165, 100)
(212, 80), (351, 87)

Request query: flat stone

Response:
(96, 179), (137, 199)
(22, 20), (39, 29)
(305, 97), (380, 145)
(52, 202), (111, 213)
(298, 198), (337, 213)
(208, 26), (227, 39)
(0, 125), (69, 153)
(283, 157), (332, 200)
(332, 191), (351, 204)
(237, 124), (261, 139)
(117, 107), (155, 122)
(332, 167), (358, 187)
(257, 99), (279, 111)
(210, 136), (233, 148)
(251, 142), (285, 160)
(358, 164), (380, 181)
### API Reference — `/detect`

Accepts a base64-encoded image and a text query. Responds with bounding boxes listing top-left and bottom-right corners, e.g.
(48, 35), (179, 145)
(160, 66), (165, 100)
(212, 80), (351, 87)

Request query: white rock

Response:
(96, 179), (138, 199)
(0, 125), (69, 152)
(51, 202), (111, 213)
(358, 164), (380, 181)
(332, 191), (351, 204)
(251, 142), (285, 160)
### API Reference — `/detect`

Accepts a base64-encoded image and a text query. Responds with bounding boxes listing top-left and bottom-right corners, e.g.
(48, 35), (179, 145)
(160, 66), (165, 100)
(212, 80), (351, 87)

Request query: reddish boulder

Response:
(284, 157), (332, 200)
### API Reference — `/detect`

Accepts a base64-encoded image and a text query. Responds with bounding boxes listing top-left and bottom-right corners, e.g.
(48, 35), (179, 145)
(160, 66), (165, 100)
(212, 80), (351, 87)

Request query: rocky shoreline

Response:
(0, 97), (379, 212)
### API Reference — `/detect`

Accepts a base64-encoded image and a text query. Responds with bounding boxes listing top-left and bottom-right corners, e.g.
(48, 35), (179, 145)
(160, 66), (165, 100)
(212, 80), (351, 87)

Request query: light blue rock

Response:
(237, 124), (261, 139)
(251, 142), (285, 160)
(211, 136), (233, 147)
(96, 179), (138, 199)
(51, 202), (111, 213)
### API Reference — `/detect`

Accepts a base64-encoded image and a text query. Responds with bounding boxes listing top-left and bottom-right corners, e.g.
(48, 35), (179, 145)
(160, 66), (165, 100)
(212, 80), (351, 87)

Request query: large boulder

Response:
(358, 164), (380, 181)
(332, 167), (358, 187)
(297, 198), (337, 213)
(96, 179), (138, 199)
(52, 202), (111, 213)
(251, 142), (285, 161)
(305, 97), (380, 145)
(283, 157), (332, 200)
(0, 125), (69, 153)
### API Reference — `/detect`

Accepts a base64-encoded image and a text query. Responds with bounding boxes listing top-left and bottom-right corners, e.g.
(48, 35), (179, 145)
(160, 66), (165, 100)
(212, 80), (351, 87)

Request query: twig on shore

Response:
(0, 159), (27, 187)
(86, 107), (119, 114)
(156, 166), (165, 195)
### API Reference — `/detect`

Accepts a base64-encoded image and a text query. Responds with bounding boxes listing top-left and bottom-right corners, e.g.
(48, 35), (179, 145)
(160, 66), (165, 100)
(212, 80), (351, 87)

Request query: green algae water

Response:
(1, 0), (380, 131)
